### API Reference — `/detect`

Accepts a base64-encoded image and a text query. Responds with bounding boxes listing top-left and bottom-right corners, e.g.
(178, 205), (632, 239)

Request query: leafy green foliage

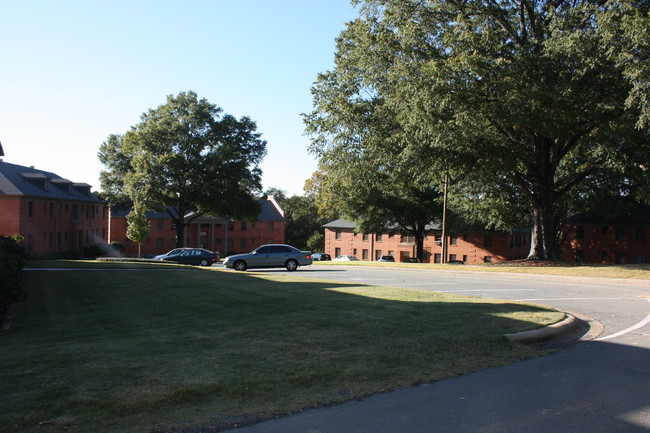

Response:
(126, 207), (151, 258)
(306, 0), (650, 260)
(99, 91), (267, 247)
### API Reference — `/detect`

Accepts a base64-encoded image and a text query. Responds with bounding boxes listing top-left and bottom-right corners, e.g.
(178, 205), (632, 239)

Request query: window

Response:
(576, 226), (585, 240)
(362, 234), (369, 242)
(375, 250), (382, 260)
(615, 252), (625, 264)
(268, 222), (274, 231)
(434, 253), (442, 263)
(575, 250), (584, 262)
(241, 222), (247, 231)
(228, 221), (234, 231)
(462, 255), (468, 262)
(400, 233), (414, 243)
(335, 248), (341, 257)
(450, 236), (458, 246)
(362, 249), (369, 260)
(353, 248), (357, 255)
(376, 233), (383, 242)
(28, 201), (34, 219)
(636, 254), (646, 264)
(449, 254), (457, 261)
(335, 229), (342, 240)
(484, 256), (493, 263)
(157, 220), (164, 230)
(616, 226), (625, 242)
(636, 227), (646, 243)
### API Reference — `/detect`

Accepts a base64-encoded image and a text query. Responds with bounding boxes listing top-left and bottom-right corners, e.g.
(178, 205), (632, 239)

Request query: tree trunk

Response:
(528, 203), (561, 261)
(414, 231), (425, 262)
(175, 218), (186, 248)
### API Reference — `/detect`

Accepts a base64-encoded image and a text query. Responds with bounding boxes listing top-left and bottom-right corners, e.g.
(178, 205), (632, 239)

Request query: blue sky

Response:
(0, 0), (358, 196)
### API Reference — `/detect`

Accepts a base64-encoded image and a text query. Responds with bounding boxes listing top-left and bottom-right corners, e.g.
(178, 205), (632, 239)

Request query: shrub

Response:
(0, 235), (27, 331)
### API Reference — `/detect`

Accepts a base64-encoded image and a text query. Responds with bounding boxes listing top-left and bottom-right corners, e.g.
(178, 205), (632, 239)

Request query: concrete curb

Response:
(505, 311), (603, 344)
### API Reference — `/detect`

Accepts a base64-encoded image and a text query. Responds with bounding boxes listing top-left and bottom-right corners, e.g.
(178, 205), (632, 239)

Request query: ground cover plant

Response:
(1, 261), (562, 433)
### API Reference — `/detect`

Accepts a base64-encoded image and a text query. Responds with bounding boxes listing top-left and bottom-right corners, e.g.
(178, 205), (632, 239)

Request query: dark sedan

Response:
(161, 248), (219, 266)
(311, 252), (332, 261)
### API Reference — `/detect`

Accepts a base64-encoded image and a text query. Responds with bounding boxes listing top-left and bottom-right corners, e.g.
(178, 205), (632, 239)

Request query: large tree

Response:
(306, 0), (650, 260)
(99, 91), (267, 247)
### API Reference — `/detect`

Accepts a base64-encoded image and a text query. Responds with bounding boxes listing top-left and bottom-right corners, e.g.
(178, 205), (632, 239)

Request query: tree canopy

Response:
(99, 91), (267, 247)
(305, 0), (650, 261)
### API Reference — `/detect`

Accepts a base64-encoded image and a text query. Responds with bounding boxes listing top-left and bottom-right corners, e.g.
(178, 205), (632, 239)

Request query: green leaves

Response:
(99, 91), (267, 247)
(305, 0), (650, 260)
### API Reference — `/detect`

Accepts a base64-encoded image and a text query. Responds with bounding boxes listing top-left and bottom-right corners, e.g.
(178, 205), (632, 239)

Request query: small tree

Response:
(126, 207), (151, 258)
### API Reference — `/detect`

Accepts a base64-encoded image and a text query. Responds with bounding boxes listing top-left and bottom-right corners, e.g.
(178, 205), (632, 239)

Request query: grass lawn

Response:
(2, 261), (563, 433)
(315, 260), (650, 279)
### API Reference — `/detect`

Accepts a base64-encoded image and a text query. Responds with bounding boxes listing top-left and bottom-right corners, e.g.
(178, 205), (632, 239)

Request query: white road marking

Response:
(596, 299), (650, 341)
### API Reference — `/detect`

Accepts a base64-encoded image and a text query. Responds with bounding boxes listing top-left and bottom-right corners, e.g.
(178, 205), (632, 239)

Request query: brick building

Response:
(108, 195), (286, 257)
(563, 206), (650, 264)
(0, 161), (108, 256)
(323, 219), (530, 264)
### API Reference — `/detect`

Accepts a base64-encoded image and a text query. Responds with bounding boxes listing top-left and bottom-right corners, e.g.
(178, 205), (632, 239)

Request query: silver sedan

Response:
(223, 244), (313, 271)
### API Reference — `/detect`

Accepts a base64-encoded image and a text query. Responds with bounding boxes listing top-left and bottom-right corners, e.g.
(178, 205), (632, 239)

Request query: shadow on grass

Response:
(3, 262), (563, 433)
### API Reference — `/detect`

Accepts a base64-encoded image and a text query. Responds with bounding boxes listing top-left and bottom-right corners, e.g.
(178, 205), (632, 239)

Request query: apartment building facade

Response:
(0, 161), (108, 256)
(323, 219), (530, 264)
(563, 206), (650, 264)
(108, 195), (286, 257)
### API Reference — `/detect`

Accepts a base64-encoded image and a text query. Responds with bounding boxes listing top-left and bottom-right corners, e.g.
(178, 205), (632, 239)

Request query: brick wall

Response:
(325, 227), (531, 264)
(0, 196), (108, 256)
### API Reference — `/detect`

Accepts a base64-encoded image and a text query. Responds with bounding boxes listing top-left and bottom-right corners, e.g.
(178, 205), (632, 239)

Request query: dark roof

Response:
(111, 198), (285, 222)
(567, 205), (650, 225)
(323, 218), (441, 231)
(0, 160), (101, 203)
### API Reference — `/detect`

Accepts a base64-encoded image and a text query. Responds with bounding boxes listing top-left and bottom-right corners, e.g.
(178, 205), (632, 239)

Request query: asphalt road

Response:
(221, 265), (650, 433)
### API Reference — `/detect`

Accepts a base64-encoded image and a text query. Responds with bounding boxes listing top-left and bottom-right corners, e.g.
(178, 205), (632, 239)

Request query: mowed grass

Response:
(2, 261), (563, 433)
(315, 260), (650, 279)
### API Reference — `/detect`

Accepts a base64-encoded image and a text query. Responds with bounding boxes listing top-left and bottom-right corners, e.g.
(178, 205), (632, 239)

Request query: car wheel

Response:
(199, 259), (209, 266)
(234, 260), (247, 271)
(285, 259), (299, 271)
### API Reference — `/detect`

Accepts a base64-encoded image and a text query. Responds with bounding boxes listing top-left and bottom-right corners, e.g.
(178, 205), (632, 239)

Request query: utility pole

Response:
(440, 171), (449, 263)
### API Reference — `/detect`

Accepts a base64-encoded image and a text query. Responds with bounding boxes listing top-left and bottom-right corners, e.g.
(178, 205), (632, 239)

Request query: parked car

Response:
(160, 248), (219, 266)
(448, 259), (465, 264)
(378, 255), (395, 262)
(224, 244), (312, 271)
(153, 248), (191, 260)
(311, 252), (332, 261)
(405, 258), (420, 263)
(333, 255), (360, 261)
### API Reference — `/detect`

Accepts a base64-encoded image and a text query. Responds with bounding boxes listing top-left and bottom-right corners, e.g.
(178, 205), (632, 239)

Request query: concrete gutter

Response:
(505, 311), (604, 345)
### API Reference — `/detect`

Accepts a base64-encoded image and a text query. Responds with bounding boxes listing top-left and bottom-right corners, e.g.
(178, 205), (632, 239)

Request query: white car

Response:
(333, 255), (360, 261)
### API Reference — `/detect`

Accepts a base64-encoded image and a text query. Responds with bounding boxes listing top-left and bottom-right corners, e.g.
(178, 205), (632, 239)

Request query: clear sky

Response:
(0, 0), (359, 196)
